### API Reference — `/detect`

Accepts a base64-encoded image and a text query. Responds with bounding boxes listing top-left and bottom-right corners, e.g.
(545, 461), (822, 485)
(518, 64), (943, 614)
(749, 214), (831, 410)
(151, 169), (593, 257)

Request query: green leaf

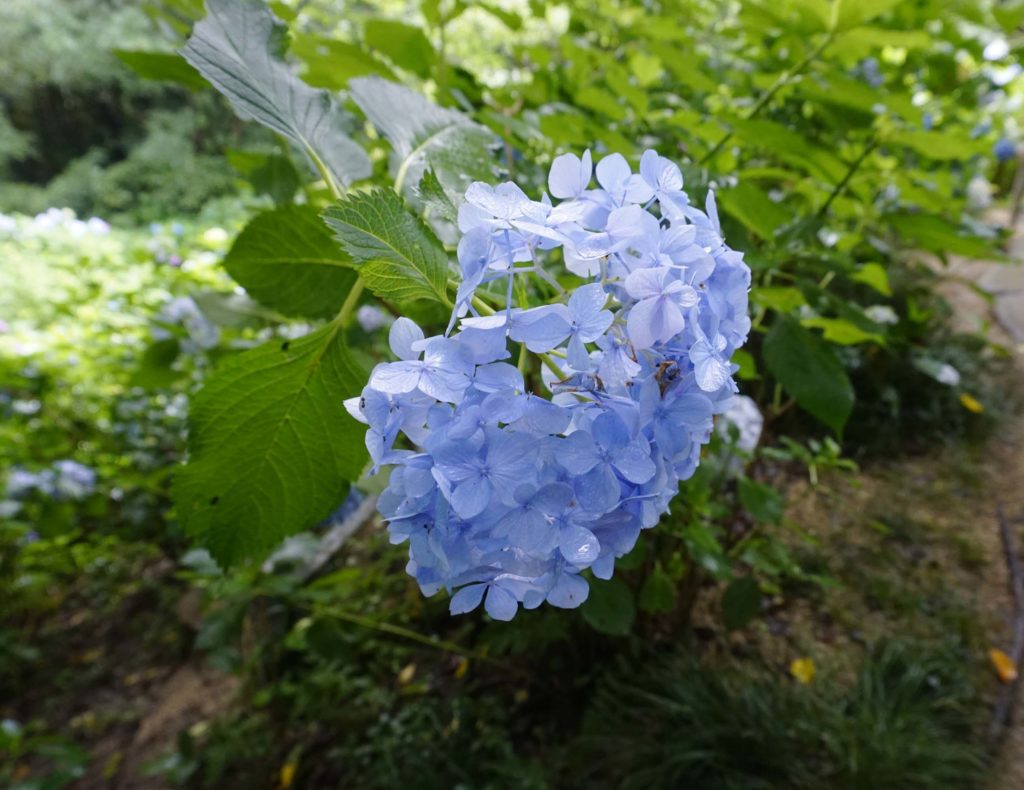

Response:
(348, 76), (497, 198)
(223, 206), (358, 319)
(323, 188), (450, 304)
(738, 478), (785, 523)
(291, 34), (396, 88)
(363, 19), (435, 78)
(850, 262), (891, 296)
(721, 577), (762, 631)
(181, 0), (371, 190)
(114, 50), (207, 90)
(751, 286), (807, 313)
(763, 316), (854, 435)
(732, 349), (759, 381)
(889, 129), (984, 162)
(226, 149), (301, 205)
(191, 290), (277, 328)
(717, 182), (791, 240)
(131, 339), (184, 389)
(581, 577), (636, 636)
(174, 324), (368, 565)
(886, 212), (1003, 259)
(801, 317), (884, 345)
(835, 0), (902, 30)
(628, 52), (663, 87)
(638, 563), (675, 613)
(417, 168), (458, 224)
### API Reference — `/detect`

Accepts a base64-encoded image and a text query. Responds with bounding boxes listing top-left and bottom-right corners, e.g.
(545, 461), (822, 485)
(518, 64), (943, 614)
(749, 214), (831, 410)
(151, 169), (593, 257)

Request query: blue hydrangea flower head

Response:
(348, 149), (751, 620)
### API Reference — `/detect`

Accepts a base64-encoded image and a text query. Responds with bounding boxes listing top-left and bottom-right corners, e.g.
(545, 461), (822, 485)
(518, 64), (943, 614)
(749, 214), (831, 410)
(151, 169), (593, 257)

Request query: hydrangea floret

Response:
(345, 150), (751, 620)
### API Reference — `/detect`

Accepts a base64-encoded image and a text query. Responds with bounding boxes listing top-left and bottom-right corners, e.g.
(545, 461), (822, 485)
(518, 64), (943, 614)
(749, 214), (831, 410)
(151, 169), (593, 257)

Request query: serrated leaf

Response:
(763, 316), (854, 435)
(174, 324), (367, 565)
(721, 577), (762, 631)
(417, 169), (458, 224)
(323, 188), (450, 304)
(114, 50), (207, 90)
(348, 76), (497, 198)
(181, 0), (371, 190)
(581, 577), (636, 636)
(223, 206), (357, 319)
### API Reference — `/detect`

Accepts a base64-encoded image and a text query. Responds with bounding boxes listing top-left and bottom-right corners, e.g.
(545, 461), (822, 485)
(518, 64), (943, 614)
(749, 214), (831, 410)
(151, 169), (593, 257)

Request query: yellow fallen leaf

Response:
(959, 393), (984, 413)
(454, 657), (470, 679)
(278, 761), (297, 789)
(397, 662), (417, 685)
(790, 657), (816, 684)
(989, 648), (1018, 683)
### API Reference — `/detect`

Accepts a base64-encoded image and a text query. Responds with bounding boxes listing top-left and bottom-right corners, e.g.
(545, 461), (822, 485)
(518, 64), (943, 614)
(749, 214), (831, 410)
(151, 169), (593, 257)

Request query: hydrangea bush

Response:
(346, 150), (751, 620)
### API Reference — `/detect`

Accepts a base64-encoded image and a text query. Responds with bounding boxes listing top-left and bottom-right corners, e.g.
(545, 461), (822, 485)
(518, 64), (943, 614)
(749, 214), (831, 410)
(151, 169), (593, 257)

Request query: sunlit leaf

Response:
(348, 76), (497, 199)
(323, 188), (450, 304)
(223, 206), (358, 319)
(181, 0), (371, 190)
(174, 324), (368, 565)
(114, 50), (207, 90)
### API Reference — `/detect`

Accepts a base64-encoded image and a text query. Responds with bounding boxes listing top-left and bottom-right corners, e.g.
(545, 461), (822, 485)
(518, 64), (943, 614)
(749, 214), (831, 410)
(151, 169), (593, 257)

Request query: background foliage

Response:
(1, 0), (1022, 786)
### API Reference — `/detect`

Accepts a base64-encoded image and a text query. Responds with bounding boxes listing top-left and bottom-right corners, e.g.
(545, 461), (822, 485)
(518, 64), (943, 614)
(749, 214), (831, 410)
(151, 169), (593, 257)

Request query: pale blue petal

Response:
(449, 583), (486, 615)
(389, 317), (424, 361)
(576, 463), (620, 512)
(559, 524), (600, 565)
(592, 411), (629, 450)
(451, 479), (491, 518)
(485, 585), (518, 621)
(369, 362), (422, 394)
(557, 431), (601, 474)
(547, 572), (590, 608)
(612, 441), (657, 484)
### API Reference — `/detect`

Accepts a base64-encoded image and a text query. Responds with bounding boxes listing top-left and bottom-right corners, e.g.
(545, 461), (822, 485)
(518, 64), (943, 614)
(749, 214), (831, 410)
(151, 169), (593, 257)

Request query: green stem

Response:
(471, 296), (496, 316)
(699, 32), (834, 165)
(336, 280), (365, 328)
(314, 605), (517, 671)
(539, 353), (564, 378)
(307, 144), (342, 201)
(816, 136), (878, 218)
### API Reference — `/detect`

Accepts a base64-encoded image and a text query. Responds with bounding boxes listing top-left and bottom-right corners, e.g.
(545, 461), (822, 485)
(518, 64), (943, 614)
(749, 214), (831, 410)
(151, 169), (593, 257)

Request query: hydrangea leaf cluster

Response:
(346, 149), (751, 621)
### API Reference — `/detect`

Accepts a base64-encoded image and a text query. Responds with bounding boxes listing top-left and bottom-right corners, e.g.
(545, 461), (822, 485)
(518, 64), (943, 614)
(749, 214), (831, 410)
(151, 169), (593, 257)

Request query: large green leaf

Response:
(763, 316), (854, 435)
(114, 50), (207, 90)
(363, 19), (435, 78)
(323, 188), (450, 304)
(886, 212), (1003, 259)
(223, 206), (357, 319)
(717, 182), (791, 240)
(291, 34), (397, 88)
(174, 324), (367, 565)
(348, 76), (496, 198)
(181, 0), (370, 190)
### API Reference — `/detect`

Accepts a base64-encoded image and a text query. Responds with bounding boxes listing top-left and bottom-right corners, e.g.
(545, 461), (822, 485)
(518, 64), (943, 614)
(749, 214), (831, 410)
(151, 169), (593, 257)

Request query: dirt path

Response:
(943, 212), (1024, 788)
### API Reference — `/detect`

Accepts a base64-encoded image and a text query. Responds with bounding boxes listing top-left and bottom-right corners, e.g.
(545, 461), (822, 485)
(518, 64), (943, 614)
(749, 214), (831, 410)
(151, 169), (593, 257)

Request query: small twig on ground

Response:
(989, 502), (1024, 738)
